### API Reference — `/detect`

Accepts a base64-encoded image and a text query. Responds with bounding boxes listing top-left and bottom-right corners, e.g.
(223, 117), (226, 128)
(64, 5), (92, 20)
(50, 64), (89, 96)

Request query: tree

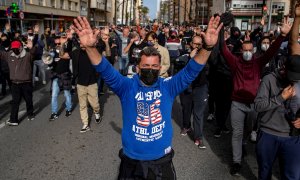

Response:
(138, 5), (149, 24)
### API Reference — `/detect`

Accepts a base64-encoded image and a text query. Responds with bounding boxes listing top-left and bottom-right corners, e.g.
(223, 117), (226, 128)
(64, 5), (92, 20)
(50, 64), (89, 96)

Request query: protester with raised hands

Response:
(0, 31), (38, 126)
(71, 16), (222, 179)
(254, 4), (300, 179)
(220, 15), (292, 176)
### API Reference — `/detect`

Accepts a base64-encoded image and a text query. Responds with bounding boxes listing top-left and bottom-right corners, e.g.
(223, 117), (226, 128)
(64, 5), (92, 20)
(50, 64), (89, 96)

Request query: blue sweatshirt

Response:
(94, 56), (204, 160)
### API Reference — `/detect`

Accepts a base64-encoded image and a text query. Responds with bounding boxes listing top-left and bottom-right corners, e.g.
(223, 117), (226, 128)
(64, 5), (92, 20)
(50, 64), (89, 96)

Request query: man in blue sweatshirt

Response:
(71, 16), (222, 179)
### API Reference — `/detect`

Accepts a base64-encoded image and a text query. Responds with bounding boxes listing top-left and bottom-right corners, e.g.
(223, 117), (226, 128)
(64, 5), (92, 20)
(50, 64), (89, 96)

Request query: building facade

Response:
(226, 0), (290, 31)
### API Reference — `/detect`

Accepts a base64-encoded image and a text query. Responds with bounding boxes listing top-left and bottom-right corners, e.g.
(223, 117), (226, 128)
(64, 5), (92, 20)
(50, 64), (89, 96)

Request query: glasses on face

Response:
(193, 42), (202, 46)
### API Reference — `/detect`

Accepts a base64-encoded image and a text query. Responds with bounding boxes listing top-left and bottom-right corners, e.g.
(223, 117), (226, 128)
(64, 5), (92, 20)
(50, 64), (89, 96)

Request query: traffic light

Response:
(263, 5), (268, 16)
(10, 2), (19, 13)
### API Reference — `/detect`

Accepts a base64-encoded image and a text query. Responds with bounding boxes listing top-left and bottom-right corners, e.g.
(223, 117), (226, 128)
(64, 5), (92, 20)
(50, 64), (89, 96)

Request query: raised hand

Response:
(201, 16), (223, 47)
(71, 16), (98, 48)
(27, 39), (33, 49)
(280, 16), (292, 36)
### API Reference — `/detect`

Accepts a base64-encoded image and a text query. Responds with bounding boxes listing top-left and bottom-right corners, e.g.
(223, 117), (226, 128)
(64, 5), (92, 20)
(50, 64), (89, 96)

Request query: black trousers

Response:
(118, 149), (176, 180)
(10, 82), (34, 123)
(1, 72), (11, 95)
(215, 75), (232, 130)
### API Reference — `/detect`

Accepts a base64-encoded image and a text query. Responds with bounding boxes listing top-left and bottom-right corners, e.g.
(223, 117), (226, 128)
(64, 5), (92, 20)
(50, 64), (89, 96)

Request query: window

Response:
(68, 1), (71, 10)
(51, 0), (55, 7)
(75, 2), (78, 11)
(60, 0), (64, 9)
(39, 0), (44, 6)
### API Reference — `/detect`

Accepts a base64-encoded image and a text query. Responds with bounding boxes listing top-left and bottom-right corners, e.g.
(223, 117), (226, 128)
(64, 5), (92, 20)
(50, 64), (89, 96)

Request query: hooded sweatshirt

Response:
(94, 56), (204, 160)
(254, 71), (293, 137)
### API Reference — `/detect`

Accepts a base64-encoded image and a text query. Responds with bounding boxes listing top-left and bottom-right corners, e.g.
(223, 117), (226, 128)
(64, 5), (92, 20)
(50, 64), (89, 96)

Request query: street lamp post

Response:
(267, 0), (273, 31)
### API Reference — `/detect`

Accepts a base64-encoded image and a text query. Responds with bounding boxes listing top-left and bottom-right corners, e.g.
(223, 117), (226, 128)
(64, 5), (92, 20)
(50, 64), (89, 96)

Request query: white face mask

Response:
(243, 51), (253, 61)
(261, 44), (269, 52)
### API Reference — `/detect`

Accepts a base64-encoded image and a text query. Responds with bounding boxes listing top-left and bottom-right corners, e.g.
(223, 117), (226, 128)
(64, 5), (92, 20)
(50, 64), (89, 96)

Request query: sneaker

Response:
(198, 140), (207, 149)
(95, 113), (102, 124)
(27, 115), (35, 121)
(180, 128), (191, 136)
(214, 128), (222, 138)
(80, 125), (90, 133)
(49, 113), (58, 121)
(230, 163), (241, 176)
(250, 131), (257, 142)
(42, 80), (47, 85)
(222, 127), (230, 134)
(65, 110), (72, 117)
(194, 139), (200, 146)
(7, 121), (18, 126)
(34, 77), (39, 81)
(207, 113), (215, 121)
(99, 91), (105, 95)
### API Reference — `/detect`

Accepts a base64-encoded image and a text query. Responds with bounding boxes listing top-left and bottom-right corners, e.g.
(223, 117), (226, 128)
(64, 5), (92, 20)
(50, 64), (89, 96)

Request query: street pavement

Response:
(0, 76), (280, 180)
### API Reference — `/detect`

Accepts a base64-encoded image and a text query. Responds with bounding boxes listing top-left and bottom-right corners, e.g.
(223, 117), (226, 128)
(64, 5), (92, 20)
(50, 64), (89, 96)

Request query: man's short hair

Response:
(242, 40), (253, 45)
(137, 47), (162, 64)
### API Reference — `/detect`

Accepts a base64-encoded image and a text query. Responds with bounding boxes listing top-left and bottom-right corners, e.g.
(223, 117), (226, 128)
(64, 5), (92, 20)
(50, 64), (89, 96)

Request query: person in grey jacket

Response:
(254, 4), (300, 179)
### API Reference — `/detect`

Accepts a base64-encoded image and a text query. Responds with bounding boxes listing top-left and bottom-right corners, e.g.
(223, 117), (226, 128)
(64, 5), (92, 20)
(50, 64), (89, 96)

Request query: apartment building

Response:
(226, 0), (290, 31)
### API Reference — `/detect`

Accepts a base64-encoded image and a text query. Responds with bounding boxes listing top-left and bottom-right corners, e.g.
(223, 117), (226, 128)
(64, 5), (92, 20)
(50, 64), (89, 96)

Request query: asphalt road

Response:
(0, 76), (280, 180)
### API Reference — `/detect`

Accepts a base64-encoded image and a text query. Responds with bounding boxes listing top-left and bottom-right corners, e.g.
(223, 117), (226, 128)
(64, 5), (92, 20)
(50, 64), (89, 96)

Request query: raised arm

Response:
(165, 16), (223, 97)
(259, 17), (291, 66)
(194, 16), (223, 65)
(71, 16), (130, 97)
(71, 17), (102, 65)
(289, 3), (300, 55)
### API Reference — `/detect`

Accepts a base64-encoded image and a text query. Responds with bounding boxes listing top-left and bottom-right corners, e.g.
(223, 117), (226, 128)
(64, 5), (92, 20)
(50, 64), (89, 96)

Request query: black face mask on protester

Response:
(139, 68), (160, 86)
(12, 48), (21, 55)
(171, 35), (176, 39)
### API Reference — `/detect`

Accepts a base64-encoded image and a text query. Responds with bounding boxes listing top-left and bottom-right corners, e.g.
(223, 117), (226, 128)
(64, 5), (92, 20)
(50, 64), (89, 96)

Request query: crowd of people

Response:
(1, 4), (300, 179)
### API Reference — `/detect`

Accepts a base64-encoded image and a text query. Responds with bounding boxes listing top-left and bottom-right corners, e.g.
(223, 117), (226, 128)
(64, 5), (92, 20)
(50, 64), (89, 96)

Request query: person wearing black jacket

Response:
(179, 35), (208, 149)
(48, 35), (73, 121)
(69, 37), (102, 133)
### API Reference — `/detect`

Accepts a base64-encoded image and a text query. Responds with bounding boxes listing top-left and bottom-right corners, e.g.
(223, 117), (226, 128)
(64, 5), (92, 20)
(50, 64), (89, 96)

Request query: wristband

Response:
(203, 43), (214, 51)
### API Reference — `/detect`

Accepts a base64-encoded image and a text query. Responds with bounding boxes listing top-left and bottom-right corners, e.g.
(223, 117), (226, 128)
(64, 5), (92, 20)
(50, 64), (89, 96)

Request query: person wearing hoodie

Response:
(254, 7), (300, 176)
(226, 26), (242, 55)
(221, 18), (292, 176)
(71, 16), (222, 180)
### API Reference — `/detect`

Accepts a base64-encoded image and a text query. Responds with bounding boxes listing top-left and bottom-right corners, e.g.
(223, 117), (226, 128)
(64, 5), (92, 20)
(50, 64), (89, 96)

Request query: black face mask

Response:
(28, 33), (34, 36)
(12, 49), (21, 55)
(171, 35), (176, 39)
(140, 68), (160, 86)
(2, 40), (10, 48)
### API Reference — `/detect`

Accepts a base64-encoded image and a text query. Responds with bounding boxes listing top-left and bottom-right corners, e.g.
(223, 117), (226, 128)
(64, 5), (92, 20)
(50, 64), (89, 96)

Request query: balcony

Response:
(231, 8), (262, 16)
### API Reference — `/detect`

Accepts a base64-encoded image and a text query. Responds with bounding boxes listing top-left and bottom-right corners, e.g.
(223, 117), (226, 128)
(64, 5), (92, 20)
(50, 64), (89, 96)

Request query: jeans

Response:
(180, 84), (208, 139)
(51, 78), (72, 114)
(256, 131), (300, 180)
(118, 56), (128, 74)
(32, 60), (46, 83)
(231, 101), (257, 163)
(10, 82), (34, 123)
